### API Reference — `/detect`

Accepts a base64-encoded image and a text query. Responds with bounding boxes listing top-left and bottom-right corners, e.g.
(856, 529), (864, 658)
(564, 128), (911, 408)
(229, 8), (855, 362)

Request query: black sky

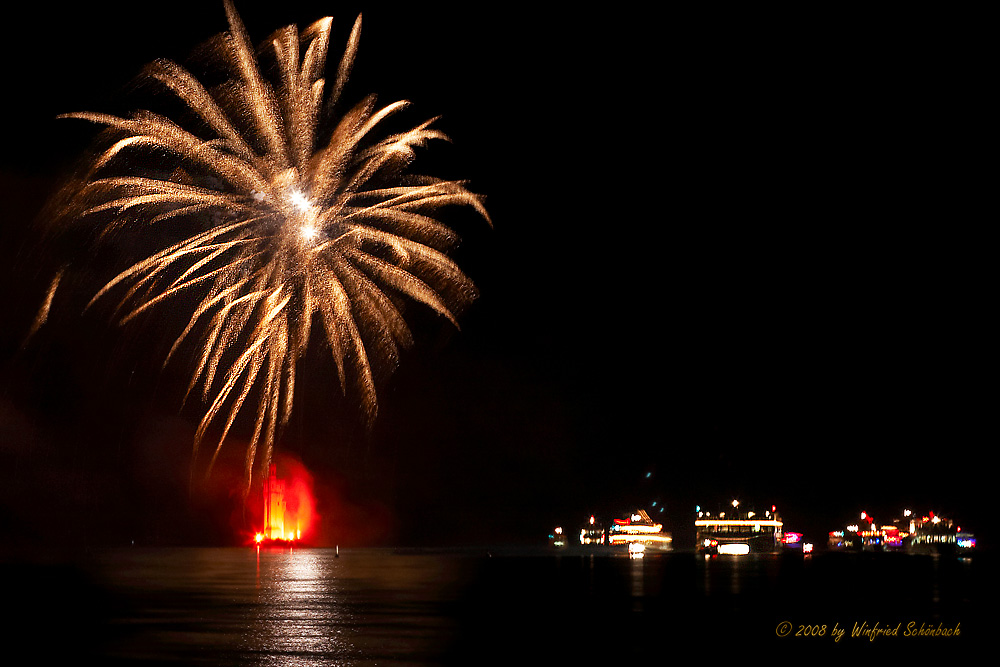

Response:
(0, 3), (989, 550)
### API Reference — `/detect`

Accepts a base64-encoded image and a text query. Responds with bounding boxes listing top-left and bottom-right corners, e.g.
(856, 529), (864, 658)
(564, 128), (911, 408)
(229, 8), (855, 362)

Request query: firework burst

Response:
(44, 1), (488, 489)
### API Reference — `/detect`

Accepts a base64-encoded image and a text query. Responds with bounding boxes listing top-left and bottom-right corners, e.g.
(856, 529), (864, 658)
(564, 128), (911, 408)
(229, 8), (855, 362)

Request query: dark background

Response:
(0, 2), (988, 551)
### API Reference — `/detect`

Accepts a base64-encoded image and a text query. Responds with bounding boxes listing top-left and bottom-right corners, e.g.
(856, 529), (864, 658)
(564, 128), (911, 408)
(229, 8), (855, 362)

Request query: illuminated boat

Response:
(579, 514), (606, 546)
(828, 511), (900, 551)
(695, 501), (783, 555)
(828, 510), (975, 556)
(905, 512), (975, 555)
(253, 464), (302, 545)
(609, 509), (673, 553)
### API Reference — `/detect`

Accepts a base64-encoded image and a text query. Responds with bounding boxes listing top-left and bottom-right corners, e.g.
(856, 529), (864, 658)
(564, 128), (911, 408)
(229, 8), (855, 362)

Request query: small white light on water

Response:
(718, 544), (750, 555)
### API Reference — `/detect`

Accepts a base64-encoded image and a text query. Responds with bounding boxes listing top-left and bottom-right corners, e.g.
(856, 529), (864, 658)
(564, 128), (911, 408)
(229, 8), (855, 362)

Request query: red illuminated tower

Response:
(263, 464), (288, 541)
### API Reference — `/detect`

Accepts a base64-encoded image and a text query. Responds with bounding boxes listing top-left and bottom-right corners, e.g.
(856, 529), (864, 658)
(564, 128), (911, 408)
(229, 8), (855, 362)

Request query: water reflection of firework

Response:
(42, 1), (488, 489)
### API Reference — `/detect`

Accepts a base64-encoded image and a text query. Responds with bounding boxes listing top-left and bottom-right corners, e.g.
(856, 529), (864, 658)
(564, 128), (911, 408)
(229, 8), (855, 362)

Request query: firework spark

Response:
(47, 1), (488, 489)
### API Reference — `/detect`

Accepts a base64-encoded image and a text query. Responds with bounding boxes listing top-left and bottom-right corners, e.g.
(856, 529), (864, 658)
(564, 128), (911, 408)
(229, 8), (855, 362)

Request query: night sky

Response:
(0, 3), (988, 551)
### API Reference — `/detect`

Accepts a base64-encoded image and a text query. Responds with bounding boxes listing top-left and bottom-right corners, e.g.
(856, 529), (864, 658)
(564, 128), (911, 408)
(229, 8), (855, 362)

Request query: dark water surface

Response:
(7, 547), (991, 664)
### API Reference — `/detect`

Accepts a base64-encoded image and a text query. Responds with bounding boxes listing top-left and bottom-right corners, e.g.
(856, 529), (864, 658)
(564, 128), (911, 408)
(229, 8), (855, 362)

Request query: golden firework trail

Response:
(48, 1), (488, 489)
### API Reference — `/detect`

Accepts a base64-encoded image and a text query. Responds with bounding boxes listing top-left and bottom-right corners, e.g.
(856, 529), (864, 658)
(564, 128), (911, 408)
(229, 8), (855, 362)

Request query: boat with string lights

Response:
(609, 509), (673, 557)
(907, 511), (976, 555)
(695, 501), (784, 555)
(828, 509), (976, 555)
